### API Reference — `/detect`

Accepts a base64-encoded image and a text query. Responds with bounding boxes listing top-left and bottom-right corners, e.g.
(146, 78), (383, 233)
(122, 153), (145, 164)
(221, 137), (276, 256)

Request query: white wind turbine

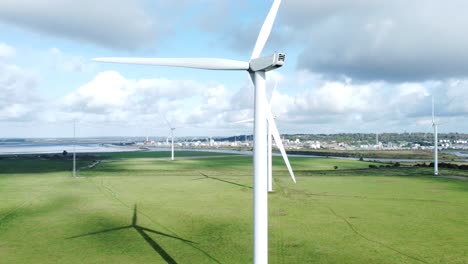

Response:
(431, 95), (439, 176)
(161, 113), (177, 161)
(72, 121), (76, 177)
(145, 127), (149, 143)
(94, 1), (292, 262)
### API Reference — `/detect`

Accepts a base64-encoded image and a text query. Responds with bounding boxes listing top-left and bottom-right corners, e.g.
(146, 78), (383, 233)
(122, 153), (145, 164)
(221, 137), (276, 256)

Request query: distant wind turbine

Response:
(73, 121), (76, 177)
(161, 113), (176, 161)
(145, 127), (149, 143)
(94, 1), (292, 262)
(432, 95), (439, 176)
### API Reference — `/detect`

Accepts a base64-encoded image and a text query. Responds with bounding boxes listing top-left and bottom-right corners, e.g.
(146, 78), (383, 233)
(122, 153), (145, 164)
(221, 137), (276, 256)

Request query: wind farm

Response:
(94, 1), (295, 261)
(1, 0), (468, 264)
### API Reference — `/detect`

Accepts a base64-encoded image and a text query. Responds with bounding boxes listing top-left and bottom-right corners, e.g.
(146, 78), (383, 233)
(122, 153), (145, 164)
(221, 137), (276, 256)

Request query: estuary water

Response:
(0, 140), (140, 155)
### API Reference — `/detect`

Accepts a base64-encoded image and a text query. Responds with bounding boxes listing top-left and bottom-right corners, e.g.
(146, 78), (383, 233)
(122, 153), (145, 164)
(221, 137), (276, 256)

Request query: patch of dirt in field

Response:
(324, 205), (429, 264)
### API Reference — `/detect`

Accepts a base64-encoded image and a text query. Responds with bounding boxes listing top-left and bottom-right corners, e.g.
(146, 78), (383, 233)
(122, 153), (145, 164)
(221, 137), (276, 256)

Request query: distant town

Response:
(136, 133), (468, 151)
(2, 133), (468, 157)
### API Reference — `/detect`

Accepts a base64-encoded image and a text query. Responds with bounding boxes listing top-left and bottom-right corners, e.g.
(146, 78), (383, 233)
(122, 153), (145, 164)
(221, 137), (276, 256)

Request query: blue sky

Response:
(1, 0), (468, 138)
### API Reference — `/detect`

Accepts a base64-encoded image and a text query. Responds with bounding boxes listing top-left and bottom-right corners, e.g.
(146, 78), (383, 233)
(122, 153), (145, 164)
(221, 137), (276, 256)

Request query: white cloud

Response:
(280, 0), (468, 81)
(0, 0), (158, 49)
(48, 48), (95, 73)
(0, 42), (15, 58)
(2, 67), (468, 136)
(186, 0), (466, 82)
(62, 71), (132, 112)
(264, 76), (466, 133)
(51, 71), (233, 127)
(0, 63), (39, 121)
(442, 79), (468, 113)
(295, 81), (380, 114)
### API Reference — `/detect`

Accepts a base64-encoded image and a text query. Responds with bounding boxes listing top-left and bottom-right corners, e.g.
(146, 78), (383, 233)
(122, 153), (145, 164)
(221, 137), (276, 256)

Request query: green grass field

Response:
(95, 150), (240, 159)
(287, 149), (460, 160)
(0, 152), (467, 263)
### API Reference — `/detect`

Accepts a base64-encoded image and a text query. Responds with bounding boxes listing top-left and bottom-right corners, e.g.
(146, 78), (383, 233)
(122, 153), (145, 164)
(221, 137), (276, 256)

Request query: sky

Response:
(1, 0), (468, 138)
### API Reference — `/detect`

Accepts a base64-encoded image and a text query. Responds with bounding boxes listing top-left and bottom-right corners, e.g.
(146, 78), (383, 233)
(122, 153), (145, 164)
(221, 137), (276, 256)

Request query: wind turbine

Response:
(72, 121), (76, 177)
(432, 95), (439, 176)
(161, 113), (177, 161)
(145, 127), (149, 144)
(94, 1), (291, 262)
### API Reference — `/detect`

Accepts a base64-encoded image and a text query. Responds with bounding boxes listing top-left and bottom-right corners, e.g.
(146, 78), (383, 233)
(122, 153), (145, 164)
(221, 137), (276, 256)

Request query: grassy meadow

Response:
(0, 151), (467, 263)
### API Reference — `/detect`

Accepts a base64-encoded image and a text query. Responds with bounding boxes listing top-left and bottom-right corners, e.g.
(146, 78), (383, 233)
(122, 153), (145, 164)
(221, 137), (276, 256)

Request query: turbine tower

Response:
(432, 95), (438, 176)
(94, 1), (292, 262)
(267, 120), (272, 192)
(72, 121), (76, 177)
(170, 128), (175, 161)
(145, 127), (149, 143)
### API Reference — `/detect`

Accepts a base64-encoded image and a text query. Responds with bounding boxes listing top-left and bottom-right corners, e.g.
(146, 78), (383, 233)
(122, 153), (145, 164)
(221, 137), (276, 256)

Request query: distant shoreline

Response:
(0, 143), (142, 155)
(1, 145), (467, 163)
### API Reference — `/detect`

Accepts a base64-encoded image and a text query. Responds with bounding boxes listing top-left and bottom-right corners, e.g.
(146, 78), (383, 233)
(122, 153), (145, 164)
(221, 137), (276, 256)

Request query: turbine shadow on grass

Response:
(68, 205), (194, 264)
(325, 205), (429, 264)
(194, 172), (252, 189)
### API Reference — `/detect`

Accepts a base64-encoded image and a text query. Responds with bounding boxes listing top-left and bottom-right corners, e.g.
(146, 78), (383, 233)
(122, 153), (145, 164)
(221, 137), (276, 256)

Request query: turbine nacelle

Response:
(249, 53), (285, 72)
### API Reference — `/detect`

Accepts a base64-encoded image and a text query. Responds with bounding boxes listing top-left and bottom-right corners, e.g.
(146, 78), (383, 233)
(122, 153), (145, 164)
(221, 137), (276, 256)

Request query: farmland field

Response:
(0, 151), (467, 263)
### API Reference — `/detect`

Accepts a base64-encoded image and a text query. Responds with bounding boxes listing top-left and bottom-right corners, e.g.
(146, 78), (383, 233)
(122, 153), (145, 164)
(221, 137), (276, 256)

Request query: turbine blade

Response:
(93, 57), (249, 71)
(251, 0), (282, 59)
(234, 118), (254, 124)
(268, 79), (278, 104)
(438, 121), (449, 126)
(267, 105), (296, 183)
(159, 112), (172, 129)
(273, 79), (278, 93)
